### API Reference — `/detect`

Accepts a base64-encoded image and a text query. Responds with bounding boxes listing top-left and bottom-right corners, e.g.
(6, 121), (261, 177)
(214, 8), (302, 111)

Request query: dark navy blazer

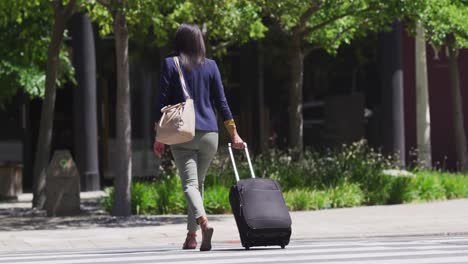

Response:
(156, 57), (233, 132)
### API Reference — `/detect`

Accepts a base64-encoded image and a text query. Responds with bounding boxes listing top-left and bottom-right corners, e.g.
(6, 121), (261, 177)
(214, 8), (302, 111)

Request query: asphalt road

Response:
(1, 235), (467, 264)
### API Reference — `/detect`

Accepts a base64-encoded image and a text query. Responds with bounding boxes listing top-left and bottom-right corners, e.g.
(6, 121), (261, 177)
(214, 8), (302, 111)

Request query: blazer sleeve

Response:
(155, 59), (171, 122)
(211, 61), (233, 121)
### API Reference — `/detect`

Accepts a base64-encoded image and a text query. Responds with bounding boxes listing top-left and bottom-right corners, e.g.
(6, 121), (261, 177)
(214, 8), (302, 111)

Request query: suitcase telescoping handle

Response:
(228, 142), (256, 182)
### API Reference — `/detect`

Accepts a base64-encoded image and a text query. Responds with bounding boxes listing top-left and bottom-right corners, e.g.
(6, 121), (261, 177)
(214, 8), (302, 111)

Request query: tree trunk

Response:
(289, 36), (304, 159)
(32, 10), (67, 209)
(112, 11), (132, 216)
(415, 22), (432, 169)
(447, 45), (468, 171)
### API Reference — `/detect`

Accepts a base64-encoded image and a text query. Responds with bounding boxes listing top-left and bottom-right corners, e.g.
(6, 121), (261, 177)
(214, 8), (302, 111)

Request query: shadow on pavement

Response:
(0, 200), (227, 232)
(212, 247), (283, 252)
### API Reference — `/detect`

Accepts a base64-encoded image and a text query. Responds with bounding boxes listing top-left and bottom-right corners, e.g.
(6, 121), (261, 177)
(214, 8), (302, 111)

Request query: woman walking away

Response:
(153, 23), (244, 251)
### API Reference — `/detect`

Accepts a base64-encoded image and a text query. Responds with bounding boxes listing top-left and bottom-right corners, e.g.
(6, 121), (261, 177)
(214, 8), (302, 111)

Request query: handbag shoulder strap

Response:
(173, 56), (191, 99)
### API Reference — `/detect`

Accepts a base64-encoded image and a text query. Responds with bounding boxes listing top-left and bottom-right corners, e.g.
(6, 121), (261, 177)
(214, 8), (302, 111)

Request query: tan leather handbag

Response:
(155, 56), (195, 145)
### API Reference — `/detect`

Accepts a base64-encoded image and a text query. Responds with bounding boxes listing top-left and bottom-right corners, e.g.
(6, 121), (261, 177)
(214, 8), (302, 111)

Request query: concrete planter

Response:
(45, 150), (81, 217)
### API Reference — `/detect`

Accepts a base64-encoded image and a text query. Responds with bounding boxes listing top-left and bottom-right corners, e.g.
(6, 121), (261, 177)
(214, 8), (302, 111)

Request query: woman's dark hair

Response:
(174, 23), (206, 67)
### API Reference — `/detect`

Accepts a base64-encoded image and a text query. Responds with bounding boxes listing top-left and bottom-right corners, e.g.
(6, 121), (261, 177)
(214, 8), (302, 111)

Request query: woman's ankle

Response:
(197, 216), (209, 230)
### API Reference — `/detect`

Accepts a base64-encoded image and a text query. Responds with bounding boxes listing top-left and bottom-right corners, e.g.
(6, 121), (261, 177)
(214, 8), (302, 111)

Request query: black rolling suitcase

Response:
(228, 143), (292, 250)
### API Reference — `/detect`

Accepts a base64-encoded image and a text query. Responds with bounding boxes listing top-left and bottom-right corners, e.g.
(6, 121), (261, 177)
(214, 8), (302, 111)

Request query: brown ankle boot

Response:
(182, 233), (197, 250)
(198, 218), (214, 251)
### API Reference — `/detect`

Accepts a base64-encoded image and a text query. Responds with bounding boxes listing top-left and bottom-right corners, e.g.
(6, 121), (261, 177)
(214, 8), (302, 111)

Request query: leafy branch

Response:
(304, 17), (371, 55)
(301, 6), (375, 37)
(292, 2), (322, 35)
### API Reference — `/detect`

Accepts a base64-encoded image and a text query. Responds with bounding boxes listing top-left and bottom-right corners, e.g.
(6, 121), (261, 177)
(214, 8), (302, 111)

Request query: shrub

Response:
(404, 173), (446, 202)
(257, 140), (398, 206)
(328, 181), (365, 208)
(325, 141), (399, 205)
(101, 183), (159, 215)
(204, 186), (231, 214)
(101, 187), (114, 213)
(284, 182), (364, 211)
(152, 175), (186, 214)
(255, 149), (313, 190)
(311, 190), (333, 210)
(386, 176), (413, 204)
(205, 152), (237, 187)
(415, 171), (468, 199)
(101, 140), (468, 215)
(285, 189), (311, 211)
(102, 175), (231, 215)
(101, 175), (186, 215)
(285, 189), (328, 211)
(441, 174), (468, 199)
(132, 182), (157, 214)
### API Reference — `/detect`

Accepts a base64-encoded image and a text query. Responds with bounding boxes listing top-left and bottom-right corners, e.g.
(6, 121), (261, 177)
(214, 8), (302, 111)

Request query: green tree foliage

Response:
(87, 0), (167, 37)
(411, 0), (468, 171)
(0, 0), (75, 106)
(0, 0), (85, 208)
(257, 0), (424, 157)
(87, 0), (267, 53)
(418, 0), (468, 48)
(168, 0), (267, 54)
(86, 0), (267, 216)
(260, 0), (423, 52)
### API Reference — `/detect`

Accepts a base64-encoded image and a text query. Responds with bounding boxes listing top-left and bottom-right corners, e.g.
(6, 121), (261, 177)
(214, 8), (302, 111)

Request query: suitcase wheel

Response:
(244, 245), (250, 250)
(280, 244), (286, 249)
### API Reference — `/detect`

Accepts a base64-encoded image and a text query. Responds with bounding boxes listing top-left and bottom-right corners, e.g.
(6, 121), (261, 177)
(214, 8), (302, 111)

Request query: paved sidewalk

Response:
(0, 194), (467, 252)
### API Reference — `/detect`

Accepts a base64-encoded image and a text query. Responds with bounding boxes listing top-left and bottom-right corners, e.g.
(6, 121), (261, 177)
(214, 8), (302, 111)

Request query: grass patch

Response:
(415, 171), (468, 200)
(102, 176), (186, 215)
(284, 182), (364, 211)
(204, 185), (231, 214)
(328, 181), (365, 208)
(403, 173), (446, 202)
(284, 189), (330, 211)
(386, 176), (413, 204)
(102, 176), (231, 215)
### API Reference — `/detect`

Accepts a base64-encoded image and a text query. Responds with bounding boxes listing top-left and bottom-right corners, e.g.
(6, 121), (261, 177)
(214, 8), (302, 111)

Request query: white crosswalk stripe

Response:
(1, 236), (468, 264)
